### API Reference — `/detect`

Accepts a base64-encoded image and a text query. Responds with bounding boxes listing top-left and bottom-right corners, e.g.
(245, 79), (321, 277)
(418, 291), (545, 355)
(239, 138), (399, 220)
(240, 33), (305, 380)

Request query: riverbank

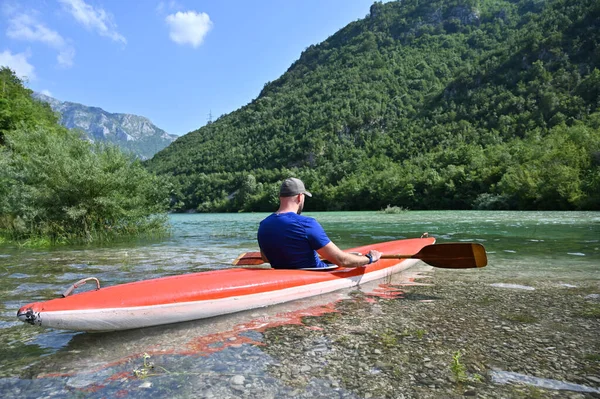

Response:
(262, 267), (600, 398)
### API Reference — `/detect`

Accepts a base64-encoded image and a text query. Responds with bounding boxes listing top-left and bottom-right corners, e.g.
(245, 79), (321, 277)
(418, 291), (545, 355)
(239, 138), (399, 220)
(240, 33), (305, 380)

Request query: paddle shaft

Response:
(382, 254), (418, 259)
(233, 243), (487, 269)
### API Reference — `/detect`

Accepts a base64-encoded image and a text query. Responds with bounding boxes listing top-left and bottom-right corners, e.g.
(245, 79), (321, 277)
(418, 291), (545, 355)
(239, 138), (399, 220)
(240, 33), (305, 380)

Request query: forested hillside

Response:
(146, 0), (600, 212)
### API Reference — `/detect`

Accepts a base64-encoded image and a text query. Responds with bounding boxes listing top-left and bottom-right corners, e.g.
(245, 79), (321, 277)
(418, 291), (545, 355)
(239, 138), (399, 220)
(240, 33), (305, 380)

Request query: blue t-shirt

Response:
(257, 212), (331, 269)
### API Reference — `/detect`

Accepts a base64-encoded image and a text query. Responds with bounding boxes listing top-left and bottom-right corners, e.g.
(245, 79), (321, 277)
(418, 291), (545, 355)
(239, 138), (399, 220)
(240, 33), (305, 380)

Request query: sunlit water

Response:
(0, 211), (598, 397)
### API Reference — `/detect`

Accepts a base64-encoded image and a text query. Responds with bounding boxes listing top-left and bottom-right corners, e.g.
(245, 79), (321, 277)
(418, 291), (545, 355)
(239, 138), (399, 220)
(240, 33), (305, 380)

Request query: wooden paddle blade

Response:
(233, 252), (265, 266)
(414, 243), (487, 269)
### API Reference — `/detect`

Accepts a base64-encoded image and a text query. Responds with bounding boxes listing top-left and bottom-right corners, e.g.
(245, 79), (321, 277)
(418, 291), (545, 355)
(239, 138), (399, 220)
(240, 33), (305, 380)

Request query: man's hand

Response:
(367, 249), (382, 263)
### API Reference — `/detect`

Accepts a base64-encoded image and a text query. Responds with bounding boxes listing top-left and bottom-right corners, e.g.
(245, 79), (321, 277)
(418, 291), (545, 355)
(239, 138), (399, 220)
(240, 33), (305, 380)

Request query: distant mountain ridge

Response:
(33, 93), (177, 159)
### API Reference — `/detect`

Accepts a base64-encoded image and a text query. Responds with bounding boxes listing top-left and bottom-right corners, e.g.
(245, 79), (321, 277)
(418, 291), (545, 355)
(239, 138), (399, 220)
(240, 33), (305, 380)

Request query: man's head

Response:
(279, 178), (312, 198)
(279, 178), (311, 214)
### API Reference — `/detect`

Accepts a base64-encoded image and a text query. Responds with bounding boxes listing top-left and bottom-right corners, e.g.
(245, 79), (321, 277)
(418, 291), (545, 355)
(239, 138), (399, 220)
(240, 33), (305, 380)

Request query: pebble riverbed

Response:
(261, 269), (600, 399)
(1, 266), (598, 399)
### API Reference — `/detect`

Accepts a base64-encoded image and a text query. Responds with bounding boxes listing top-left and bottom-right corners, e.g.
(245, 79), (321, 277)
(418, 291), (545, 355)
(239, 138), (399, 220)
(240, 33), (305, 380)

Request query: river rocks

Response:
(585, 293), (600, 302)
(489, 283), (536, 290)
(262, 272), (600, 398)
(230, 374), (245, 386)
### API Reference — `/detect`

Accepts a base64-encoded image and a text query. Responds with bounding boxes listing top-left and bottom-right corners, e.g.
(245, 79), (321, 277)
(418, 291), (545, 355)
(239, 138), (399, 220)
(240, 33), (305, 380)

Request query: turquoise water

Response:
(0, 211), (598, 397)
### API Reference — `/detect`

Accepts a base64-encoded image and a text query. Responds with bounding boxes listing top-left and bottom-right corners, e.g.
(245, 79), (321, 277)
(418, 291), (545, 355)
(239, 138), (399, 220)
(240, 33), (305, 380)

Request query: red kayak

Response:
(17, 237), (435, 332)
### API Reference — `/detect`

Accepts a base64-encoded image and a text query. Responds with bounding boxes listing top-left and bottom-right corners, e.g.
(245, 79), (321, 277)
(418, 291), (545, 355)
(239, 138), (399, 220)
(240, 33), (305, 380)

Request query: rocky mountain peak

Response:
(33, 92), (177, 159)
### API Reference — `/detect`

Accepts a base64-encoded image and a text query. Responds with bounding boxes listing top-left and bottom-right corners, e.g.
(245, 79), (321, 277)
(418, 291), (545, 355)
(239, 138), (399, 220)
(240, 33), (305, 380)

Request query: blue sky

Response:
(0, 0), (378, 136)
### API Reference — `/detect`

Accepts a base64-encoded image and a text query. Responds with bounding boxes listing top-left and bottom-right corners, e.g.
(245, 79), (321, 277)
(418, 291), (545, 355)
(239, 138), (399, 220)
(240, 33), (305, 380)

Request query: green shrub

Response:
(379, 205), (409, 214)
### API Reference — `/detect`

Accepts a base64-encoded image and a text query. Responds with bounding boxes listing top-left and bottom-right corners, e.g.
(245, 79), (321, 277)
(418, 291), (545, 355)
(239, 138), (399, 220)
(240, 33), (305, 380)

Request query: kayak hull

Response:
(17, 237), (435, 332)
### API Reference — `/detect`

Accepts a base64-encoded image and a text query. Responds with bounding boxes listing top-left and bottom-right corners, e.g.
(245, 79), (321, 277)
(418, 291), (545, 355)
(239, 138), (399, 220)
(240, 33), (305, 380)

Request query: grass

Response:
(520, 386), (545, 398)
(576, 304), (600, 319)
(19, 236), (53, 248)
(414, 329), (427, 339)
(269, 331), (282, 344)
(377, 328), (427, 350)
(399, 328), (427, 339)
(381, 329), (399, 348)
(392, 365), (404, 379)
(335, 335), (351, 346)
(502, 312), (538, 323)
(133, 353), (154, 379)
(449, 350), (485, 385)
(450, 350), (468, 383)
(302, 312), (340, 327)
(133, 353), (170, 379)
(320, 312), (341, 324)
(479, 295), (499, 305)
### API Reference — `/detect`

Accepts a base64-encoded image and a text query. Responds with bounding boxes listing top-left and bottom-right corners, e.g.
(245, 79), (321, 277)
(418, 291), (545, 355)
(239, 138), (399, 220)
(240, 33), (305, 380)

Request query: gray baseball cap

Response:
(279, 178), (312, 197)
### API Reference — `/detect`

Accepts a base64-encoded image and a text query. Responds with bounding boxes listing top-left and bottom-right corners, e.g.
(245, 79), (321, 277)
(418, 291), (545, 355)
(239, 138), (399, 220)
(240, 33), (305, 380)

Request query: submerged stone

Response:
(489, 283), (535, 291)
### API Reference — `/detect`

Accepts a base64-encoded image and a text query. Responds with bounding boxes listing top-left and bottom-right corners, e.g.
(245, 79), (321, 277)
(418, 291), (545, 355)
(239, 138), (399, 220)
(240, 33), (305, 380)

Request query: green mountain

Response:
(146, 0), (600, 212)
(33, 93), (177, 160)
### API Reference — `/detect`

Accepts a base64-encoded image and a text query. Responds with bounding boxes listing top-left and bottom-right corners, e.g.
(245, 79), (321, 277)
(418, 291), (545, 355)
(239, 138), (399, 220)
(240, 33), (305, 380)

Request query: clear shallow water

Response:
(0, 211), (598, 397)
(490, 370), (600, 394)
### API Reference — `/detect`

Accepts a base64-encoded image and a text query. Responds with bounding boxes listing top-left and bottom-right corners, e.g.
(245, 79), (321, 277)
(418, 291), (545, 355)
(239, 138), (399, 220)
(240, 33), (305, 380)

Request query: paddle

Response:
(233, 243), (487, 269)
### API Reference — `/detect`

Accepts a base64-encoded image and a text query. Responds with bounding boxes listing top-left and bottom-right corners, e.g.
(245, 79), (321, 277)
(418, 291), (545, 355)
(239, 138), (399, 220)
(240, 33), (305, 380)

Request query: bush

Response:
(379, 204), (409, 214)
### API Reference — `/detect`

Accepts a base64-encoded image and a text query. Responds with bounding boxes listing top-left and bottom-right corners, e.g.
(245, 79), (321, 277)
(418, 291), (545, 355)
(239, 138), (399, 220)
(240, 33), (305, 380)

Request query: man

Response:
(257, 177), (382, 269)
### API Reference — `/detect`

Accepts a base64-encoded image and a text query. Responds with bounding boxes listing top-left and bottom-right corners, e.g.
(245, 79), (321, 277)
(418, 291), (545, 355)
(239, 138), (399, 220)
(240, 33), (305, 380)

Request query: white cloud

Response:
(166, 11), (212, 48)
(156, 1), (182, 15)
(41, 89), (53, 97)
(58, 0), (126, 44)
(6, 13), (75, 67)
(56, 46), (76, 68)
(0, 50), (35, 80)
(7, 14), (64, 47)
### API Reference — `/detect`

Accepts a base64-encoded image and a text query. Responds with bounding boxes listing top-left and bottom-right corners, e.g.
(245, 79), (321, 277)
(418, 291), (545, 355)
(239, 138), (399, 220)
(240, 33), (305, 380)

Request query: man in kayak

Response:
(257, 177), (382, 269)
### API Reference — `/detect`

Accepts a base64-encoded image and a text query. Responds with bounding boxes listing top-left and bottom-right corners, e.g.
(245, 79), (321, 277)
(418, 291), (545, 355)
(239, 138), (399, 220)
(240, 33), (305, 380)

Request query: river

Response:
(0, 211), (598, 398)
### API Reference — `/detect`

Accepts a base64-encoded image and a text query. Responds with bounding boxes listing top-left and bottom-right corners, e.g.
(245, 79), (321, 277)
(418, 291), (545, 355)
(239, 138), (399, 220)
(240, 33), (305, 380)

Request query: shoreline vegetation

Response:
(0, 68), (171, 246)
(2, 0), (600, 246)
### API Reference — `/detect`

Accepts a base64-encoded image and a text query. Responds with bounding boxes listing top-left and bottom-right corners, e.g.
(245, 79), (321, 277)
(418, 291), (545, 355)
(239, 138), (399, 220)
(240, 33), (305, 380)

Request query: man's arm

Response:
(317, 242), (382, 268)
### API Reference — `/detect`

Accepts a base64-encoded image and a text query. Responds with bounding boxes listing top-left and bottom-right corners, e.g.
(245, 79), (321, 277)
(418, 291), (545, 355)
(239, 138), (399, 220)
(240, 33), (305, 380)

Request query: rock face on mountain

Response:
(33, 93), (177, 159)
